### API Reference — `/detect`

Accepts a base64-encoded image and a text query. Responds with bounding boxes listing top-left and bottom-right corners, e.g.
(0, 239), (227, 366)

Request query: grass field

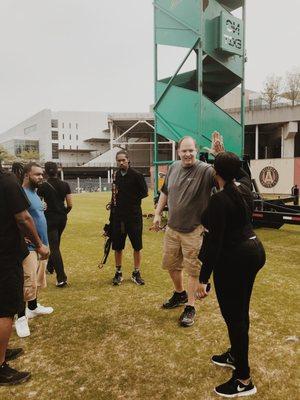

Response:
(3, 193), (299, 400)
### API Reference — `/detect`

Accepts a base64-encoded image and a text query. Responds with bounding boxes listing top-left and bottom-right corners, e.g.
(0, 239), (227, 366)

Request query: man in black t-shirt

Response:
(111, 150), (148, 286)
(37, 162), (72, 287)
(0, 168), (49, 386)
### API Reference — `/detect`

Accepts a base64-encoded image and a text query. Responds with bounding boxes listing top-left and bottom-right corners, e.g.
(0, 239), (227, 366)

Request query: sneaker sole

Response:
(211, 360), (236, 370)
(16, 331), (30, 338)
(131, 277), (145, 285)
(214, 386), (257, 398)
(162, 300), (188, 309)
(0, 374), (31, 386)
(27, 311), (53, 319)
(112, 278), (123, 286)
(179, 320), (195, 327)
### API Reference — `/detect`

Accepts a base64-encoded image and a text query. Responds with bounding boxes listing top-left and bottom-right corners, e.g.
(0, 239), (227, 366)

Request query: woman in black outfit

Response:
(38, 162), (72, 287)
(196, 152), (266, 398)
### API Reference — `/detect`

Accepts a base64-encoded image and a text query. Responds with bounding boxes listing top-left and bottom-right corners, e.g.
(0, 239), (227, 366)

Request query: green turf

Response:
(4, 193), (299, 400)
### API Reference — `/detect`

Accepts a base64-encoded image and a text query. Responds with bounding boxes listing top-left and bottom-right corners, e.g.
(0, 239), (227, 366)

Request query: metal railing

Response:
(226, 102), (300, 114)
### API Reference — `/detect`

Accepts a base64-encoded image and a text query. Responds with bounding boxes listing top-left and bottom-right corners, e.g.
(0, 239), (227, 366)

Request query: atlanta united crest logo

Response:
(259, 166), (279, 188)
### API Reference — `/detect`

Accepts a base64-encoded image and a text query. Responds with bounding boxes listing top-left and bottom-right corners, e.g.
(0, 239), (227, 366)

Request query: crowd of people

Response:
(0, 134), (266, 398)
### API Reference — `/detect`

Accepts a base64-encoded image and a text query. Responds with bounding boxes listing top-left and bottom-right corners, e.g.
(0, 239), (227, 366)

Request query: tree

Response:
(0, 145), (15, 164)
(261, 75), (282, 109)
(17, 149), (40, 162)
(283, 69), (300, 107)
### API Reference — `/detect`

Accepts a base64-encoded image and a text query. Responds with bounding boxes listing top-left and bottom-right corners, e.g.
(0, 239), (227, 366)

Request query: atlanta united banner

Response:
(250, 158), (299, 195)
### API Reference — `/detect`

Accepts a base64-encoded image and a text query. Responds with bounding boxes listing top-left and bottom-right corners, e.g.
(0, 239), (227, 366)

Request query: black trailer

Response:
(252, 183), (300, 229)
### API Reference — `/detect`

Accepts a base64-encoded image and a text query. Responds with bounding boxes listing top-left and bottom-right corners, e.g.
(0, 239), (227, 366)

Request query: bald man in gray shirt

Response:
(152, 134), (222, 327)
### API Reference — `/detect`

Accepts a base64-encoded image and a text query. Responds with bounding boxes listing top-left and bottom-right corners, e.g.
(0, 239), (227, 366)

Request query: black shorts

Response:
(112, 215), (143, 251)
(0, 258), (24, 318)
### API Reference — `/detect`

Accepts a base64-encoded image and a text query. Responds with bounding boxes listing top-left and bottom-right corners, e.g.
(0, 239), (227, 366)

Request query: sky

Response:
(0, 0), (299, 133)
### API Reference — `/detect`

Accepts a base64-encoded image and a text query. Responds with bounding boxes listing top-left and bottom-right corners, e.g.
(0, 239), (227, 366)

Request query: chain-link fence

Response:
(65, 177), (151, 193)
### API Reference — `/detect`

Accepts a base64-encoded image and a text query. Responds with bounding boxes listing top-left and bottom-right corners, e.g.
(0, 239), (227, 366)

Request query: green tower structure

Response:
(153, 0), (245, 191)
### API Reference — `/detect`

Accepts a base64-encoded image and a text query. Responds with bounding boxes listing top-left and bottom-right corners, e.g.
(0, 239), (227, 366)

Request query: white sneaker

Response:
(26, 303), (54, 319)
(15, 316), (30, 338)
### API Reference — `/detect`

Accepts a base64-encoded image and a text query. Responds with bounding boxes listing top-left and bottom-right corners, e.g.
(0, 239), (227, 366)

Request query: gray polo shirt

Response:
(161, 160), (215, 233)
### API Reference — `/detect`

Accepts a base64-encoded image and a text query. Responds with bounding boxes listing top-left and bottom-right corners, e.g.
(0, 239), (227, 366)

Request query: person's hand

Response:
(36, 244), (50, 260)
(211, 131), (225, 155)
(24, 237), (32, 245)
(195, 282), (210, 300)
(150, 214), (161, 232)
(41, 199), (47, 211)
(202, 131), (225, 156)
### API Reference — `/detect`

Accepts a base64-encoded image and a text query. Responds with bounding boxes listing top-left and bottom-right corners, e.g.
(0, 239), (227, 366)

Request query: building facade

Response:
(0, 109), (110, 165)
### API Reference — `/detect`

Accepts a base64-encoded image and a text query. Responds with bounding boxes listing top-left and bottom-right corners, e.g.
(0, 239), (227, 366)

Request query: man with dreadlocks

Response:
(111, 150), (148, 286)
(11, 162), (25, 184)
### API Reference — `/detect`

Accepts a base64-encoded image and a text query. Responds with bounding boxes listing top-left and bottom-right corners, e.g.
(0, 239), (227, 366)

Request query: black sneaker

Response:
(0, 363), (31, 386)
(131, 270), (145, 285)
(162, 291), (188, 309)
(179, 305), (196, 327)
(112, 271), (123, 286)
(214, 376), (257, 397)
(56, 281), (68, 288)
(212, 349), (236, 370)
(5, 348), (24, 362)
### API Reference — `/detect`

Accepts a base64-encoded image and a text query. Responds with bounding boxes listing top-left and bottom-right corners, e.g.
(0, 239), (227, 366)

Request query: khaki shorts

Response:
(23, 251), (47, 301)
(162, 225), (204, 277)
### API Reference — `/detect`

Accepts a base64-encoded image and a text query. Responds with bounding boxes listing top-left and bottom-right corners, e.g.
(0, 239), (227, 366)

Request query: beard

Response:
(29, 178), (41, 189)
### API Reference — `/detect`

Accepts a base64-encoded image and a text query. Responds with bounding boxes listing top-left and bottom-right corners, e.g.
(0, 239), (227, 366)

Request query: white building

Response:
(0, 109), (110, 165)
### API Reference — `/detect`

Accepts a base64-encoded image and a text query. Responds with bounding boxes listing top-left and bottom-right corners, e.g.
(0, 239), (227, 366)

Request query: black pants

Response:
(47, 218), (67, 283)
(213, 238), (266, 379)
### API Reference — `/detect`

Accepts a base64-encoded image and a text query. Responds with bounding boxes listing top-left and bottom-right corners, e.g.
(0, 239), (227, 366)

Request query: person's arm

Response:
(64, 182), (72, 213)
(199, 194), (226, 283)
(14, 211), (49, 260)
(4, 176), (49, 260)
(151, 166), (170, 231)
(136, 173), (148, 200)
(65, 194), (73, 213)
(151, 191), (168, 231)
(235, 167), (251, 189)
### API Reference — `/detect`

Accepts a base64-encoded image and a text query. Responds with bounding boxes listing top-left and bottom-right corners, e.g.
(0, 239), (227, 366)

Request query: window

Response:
(51, 119), (58, 128)
(63, 145), (65, 149)
(69, 145), (72, 149)
(51, 131), (58, 140)
(52, 143), (59, 159)
(76, 123), (78, 129)
(76, 134), (78, 140)
(69, 123), (71, 129)
(76, 145), (78, 150)
(13, 139), (39, 156)
(24, 124), (37, 135)
(62, 122), (64, 128)
(69, 134), (72, 140)
(62, 134), (65, 140)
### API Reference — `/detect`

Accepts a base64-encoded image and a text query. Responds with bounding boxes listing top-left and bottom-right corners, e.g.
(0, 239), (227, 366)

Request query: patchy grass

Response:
(4, 193), (299, 400)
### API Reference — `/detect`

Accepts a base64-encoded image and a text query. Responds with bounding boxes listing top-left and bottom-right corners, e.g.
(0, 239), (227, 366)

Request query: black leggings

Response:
(213, 238), (266, 379)
(48, 218), (67, 283)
